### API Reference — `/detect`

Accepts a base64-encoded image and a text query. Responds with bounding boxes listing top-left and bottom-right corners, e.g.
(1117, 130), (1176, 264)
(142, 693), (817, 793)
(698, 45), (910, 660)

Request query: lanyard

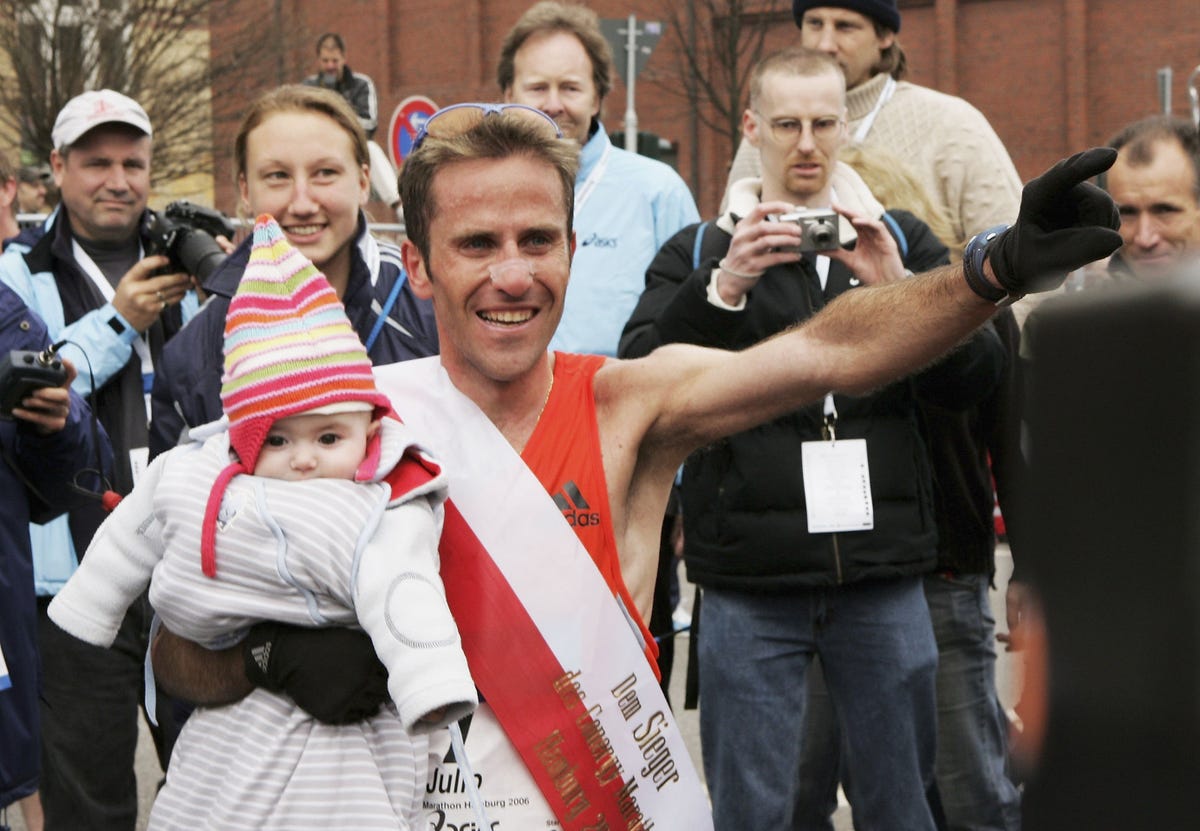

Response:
(72, 239), (154, 379)
(854, 76), (896, 143)
(822, 393), (838, 442)
(573, 141), (612, 216)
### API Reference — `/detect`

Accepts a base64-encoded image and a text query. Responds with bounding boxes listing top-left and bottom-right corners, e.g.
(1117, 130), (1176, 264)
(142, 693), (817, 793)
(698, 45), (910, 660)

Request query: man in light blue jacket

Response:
(0, 88), (194, 830)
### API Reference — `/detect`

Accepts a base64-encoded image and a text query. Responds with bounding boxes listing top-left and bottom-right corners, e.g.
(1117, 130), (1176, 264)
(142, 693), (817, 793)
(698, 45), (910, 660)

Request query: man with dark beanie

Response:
(724, 1), (1021, 269)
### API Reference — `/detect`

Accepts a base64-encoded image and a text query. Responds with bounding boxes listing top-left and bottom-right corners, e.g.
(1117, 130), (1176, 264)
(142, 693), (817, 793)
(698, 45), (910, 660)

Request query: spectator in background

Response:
(0, 153), (19, 245)
(1103, 115), (1200, 282)
(620, 48), (1003, 830)
(722, 1), (1023, 312)
(16, 164), (51, 216)
(498, 1), (700, 691)
(0, 298), (107, 831)
(1, 281), (111, 831)
(797, 141), (1022, 831)
(303, 32), (403, 220)
(0, 89), (199, 831)
(1005, 115), (1200, 716)
(499, 0), (700, 357)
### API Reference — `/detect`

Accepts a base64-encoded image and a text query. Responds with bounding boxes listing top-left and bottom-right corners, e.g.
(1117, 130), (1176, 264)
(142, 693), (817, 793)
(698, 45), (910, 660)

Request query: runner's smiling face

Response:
(402, 155), (574, 386)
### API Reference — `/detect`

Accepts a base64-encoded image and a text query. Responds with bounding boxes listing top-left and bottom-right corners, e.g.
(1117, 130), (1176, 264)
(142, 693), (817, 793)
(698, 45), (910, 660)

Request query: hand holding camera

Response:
(110, 256), (193, 333)
(765, 208), (840, 253)
(143, 200), (236, 285)
(823, 202), (907, 286)
(0, 349), (76, 433)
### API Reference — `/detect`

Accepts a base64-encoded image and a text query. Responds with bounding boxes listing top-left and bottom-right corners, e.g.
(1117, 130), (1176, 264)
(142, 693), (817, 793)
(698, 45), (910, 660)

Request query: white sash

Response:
(374, 357), (712, 830)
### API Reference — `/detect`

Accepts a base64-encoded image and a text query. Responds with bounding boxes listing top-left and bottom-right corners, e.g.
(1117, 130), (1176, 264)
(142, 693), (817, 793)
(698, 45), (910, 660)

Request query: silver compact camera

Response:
(768, 208), (840, 253)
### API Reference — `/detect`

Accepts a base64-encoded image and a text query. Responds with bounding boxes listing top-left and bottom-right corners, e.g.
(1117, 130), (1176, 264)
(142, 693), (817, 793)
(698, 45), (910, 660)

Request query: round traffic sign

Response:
(387, 95), (439, 169)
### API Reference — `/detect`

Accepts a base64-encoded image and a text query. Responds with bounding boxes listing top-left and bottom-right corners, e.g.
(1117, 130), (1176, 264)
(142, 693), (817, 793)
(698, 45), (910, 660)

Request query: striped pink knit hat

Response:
(200, 215), (392, 576)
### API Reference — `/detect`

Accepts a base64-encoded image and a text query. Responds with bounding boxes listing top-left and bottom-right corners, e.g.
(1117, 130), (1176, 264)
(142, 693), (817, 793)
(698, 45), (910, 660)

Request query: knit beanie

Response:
(199, 214), (393, 577)
(792, 0), (901, 33)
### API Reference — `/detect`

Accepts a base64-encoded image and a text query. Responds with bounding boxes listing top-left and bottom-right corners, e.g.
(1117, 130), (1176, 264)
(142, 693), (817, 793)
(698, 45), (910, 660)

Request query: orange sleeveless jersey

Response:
(521, 352), (658, 666)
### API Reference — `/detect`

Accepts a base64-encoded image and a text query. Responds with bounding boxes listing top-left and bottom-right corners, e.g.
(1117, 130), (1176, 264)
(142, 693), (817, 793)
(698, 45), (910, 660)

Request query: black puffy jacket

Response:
(620, 210), (1003, 591)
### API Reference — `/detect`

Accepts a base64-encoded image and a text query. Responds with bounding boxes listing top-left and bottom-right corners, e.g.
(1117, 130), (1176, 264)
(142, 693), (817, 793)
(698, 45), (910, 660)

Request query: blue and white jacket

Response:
(551, 122), (700, 357)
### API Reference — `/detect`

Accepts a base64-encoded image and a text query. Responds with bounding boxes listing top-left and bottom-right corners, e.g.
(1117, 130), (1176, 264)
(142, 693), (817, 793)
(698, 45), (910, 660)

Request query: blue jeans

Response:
(794, 574), (1021, 831)
(924, 573), (1021, 830)
(698, 577), (939, 831)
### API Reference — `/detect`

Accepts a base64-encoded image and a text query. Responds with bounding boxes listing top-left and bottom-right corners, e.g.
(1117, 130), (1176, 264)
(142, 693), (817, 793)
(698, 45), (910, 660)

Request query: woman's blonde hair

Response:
(840, 143), (962, 260)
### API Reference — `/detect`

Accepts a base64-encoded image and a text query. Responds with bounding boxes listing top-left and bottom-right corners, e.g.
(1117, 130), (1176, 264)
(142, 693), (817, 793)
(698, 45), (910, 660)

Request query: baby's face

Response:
(254, 410), (378, 481)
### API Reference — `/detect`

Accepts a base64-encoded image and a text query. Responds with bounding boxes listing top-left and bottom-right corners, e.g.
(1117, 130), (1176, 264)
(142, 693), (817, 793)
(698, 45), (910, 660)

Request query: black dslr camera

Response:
(768, 208), (841, 253)
(0, 348), (68, 419)
(143, 200), (237, 284)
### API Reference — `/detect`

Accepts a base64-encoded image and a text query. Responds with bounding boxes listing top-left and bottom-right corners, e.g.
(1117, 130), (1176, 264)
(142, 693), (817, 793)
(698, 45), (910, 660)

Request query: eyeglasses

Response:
(755, 112), (845, 144)
(412, 103), (563, 151)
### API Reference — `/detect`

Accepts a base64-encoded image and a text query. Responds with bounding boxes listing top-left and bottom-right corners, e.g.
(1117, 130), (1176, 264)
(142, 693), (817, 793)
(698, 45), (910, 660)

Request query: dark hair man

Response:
(1104, 115), (1200, 281)
(150, 103), (1121, 830)
(0, 88), (194, 830)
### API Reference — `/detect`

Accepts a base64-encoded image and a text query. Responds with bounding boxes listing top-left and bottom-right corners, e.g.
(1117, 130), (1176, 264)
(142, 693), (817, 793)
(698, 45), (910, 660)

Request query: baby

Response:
(49, 215), (476, 741)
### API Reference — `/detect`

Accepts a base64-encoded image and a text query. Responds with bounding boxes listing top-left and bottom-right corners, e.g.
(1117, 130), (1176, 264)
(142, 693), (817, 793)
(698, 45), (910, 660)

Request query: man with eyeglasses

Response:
(724, 2), (1020, 261)
(149, 92), (1121, 829)
(620, 46), (1006, 829)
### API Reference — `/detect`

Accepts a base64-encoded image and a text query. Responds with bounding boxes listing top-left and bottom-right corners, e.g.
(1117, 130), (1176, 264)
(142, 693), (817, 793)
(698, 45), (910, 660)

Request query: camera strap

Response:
(71, 239), (155, 391)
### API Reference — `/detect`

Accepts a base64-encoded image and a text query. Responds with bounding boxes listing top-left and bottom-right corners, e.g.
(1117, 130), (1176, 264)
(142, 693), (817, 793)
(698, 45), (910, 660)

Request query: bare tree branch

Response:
(645, 0), (790, 166)
(0, 0), (306, 189)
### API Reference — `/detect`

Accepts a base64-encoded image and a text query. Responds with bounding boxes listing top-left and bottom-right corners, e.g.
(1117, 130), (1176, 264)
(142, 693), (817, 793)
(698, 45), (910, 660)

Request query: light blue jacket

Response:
(551, 124), (700, 357)
(0, 209), (197, 594)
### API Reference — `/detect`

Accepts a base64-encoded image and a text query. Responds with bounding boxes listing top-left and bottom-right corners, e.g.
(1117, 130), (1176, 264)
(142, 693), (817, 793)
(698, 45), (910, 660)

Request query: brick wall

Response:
(212, 0), (1200, 217)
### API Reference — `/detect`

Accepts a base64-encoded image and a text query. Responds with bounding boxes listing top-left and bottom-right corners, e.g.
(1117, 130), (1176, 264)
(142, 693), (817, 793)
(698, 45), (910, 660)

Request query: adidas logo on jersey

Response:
(552, 480), (602, 527)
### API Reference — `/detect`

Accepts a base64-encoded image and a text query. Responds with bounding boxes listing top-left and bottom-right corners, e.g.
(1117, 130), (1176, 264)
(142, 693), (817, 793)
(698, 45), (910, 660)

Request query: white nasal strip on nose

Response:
(488, 258), (535, 286)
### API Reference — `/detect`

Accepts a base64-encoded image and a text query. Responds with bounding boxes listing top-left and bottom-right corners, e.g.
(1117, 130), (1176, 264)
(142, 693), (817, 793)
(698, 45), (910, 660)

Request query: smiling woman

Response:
(234, 87), (371, 295)
(148, 84), (438, 461)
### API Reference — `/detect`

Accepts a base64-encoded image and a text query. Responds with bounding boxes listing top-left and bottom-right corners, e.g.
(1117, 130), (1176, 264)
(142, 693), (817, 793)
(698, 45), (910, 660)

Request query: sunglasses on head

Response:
(412, 103), (563, 151)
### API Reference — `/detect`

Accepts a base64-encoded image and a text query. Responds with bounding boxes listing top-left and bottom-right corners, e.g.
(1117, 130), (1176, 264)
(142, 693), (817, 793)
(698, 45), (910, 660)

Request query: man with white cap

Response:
(0, 88), (193, 830)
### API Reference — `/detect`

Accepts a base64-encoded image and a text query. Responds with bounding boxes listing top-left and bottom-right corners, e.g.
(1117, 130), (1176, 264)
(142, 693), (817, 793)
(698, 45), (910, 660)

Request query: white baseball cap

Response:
(52, 89), (152, 149)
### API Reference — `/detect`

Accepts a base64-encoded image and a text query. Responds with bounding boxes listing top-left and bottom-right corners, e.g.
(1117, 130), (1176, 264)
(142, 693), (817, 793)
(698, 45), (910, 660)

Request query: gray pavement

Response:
(9, 547), (1018, 830)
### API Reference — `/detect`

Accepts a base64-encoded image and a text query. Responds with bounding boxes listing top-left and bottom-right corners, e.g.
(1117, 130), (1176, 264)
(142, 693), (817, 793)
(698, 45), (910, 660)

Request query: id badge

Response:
(801, 438), (874, 533)
(129, 447), (149, 486)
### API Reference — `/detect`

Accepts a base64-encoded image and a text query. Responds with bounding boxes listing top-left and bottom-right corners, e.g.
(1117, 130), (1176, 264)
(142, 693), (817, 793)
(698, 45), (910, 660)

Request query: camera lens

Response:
(809, 223), (836, 248)
(174, 230), (227, 283)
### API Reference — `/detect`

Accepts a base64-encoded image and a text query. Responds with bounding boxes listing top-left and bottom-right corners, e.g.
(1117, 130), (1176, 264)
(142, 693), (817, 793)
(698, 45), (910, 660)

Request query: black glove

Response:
(988, 147), (1123, 295)
(242, 622), (389, 724)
